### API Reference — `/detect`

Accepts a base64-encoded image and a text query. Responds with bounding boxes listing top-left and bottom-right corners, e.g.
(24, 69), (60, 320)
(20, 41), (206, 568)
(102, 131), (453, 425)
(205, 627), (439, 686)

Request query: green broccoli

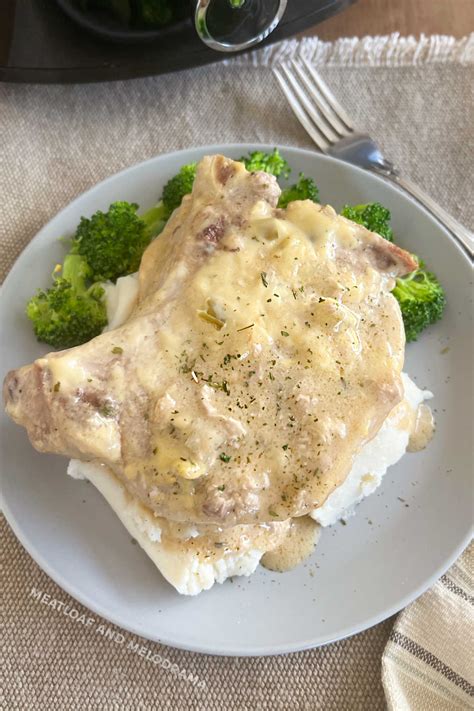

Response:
(26, 254), (107, 350)
(392, 266), (446, 342)
(341, 202), (393, 242)
(278, 173), (320, 208)
(160, 163), (197, 220)
(241, 148), (291, 179)
(71, 201), (164, 283)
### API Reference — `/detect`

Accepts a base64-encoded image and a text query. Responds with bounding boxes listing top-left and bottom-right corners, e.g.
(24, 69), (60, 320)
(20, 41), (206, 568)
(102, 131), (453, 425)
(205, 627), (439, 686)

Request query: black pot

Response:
(1, 0), (357, 83)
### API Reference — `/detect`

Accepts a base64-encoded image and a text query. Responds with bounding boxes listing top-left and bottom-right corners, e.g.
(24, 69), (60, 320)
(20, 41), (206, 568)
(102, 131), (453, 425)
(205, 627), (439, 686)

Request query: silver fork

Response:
(274, 59), (473, 256)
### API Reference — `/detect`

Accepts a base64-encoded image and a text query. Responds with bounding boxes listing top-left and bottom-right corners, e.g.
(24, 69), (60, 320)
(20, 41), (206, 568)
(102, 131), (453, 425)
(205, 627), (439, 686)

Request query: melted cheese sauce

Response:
(114, 200), (406, 525)
(7, 156), (436, 595)
(43, 158), (409, 528)
(158, 516), (291, 562)
(68, 366), (431, 593)
(408, 404), (435, 452)
(261, 516), (320, 572)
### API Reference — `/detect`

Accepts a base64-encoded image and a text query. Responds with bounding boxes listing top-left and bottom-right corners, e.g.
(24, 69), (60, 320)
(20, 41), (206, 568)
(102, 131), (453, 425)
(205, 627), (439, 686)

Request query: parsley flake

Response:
(99, 403), (114, 418)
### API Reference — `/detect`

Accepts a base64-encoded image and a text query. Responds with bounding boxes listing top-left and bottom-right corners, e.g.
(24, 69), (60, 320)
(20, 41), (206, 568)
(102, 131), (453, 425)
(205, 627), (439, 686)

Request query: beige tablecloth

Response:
(1, 33), (473, 710)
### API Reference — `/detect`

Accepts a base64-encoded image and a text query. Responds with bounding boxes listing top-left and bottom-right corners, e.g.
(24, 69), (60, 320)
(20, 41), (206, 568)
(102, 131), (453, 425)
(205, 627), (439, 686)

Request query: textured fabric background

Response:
(1, 35), (473, 710)
(2, 517), (394, 710)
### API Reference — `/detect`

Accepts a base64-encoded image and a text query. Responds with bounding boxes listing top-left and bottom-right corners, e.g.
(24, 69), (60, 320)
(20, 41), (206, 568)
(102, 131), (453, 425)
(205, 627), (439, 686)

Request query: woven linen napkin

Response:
(382, 542), (474, 709)
(1, 33), (473, 711)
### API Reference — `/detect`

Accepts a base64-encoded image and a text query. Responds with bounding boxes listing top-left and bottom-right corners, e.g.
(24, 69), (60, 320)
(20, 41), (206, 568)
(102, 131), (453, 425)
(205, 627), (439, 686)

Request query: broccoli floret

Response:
(341, 202), (393, 242)
(241, 148), (291, 179)
(71, 201), (164, 283)
(26, 254), (107, 350)
(161, 163), (197, 219)
(278, 173), (320, 208)
(392, 266), (446, 342)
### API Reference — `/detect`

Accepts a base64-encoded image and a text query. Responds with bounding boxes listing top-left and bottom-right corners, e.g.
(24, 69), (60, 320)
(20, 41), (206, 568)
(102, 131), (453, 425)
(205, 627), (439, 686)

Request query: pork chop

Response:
(4, 155), (417, 526)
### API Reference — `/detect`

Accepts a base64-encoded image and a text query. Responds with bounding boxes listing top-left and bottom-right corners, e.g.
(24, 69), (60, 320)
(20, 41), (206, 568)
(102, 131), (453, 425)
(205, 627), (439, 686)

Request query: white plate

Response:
(1, 145), (472, 656)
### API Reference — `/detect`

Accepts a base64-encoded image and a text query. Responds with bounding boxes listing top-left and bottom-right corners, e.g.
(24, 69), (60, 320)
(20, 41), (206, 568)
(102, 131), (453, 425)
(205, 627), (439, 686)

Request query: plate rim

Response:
(1, 143), (472, 656)
(2, 487), (472, 657)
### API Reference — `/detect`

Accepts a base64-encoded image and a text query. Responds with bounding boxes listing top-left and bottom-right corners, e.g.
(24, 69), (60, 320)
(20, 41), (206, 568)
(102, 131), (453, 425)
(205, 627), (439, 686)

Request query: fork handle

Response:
(377, 171), (473, 256)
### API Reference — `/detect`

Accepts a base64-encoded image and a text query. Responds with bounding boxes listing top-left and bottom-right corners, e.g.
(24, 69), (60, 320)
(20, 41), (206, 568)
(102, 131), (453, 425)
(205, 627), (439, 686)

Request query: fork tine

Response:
(273, 67), (330, 153)
(291, 61), (351, 138)
(300, 58), (355, 132)
(279, 64), (340, 145)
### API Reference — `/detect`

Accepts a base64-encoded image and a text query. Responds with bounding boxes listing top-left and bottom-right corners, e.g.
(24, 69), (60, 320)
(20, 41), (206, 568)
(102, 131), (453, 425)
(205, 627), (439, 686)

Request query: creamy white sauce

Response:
(30, 164), (416, 529)
(311, 373), (432, 527)
(67, 372), (431, 592)
(65, 272), (435, 592)
(261, 516), (320, 572)
(64, 188), (433, 594)
(408, 404), (435, 452)
(85, 182), (411, 526)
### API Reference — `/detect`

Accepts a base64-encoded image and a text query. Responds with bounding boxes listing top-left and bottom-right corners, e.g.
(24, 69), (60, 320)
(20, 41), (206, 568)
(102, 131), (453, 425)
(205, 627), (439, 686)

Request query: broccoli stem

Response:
(61, 253), (91, 292)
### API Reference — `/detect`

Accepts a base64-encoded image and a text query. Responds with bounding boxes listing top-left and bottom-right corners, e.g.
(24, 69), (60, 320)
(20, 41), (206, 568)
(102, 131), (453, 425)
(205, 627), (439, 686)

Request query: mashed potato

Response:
(68, 459), (289, 595)
(102, 273), (139, 331)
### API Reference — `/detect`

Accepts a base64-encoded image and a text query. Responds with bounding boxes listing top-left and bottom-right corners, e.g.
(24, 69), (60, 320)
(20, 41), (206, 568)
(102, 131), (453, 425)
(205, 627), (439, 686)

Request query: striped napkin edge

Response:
(382, 542), (474, 709)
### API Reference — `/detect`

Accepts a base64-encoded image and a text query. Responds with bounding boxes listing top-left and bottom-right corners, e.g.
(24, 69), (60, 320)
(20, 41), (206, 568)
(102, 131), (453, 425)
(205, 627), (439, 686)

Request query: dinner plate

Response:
(1, 145), (472, 656)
